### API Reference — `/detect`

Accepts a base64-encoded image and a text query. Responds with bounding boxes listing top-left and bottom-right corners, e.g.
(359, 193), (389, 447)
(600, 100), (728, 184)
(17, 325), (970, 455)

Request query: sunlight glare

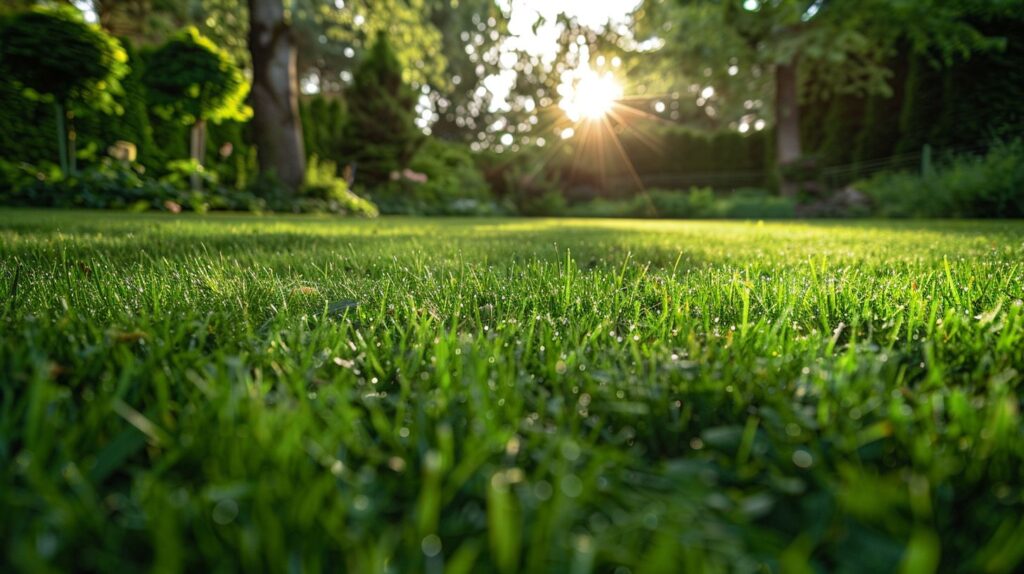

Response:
(559, 67), (623, 123)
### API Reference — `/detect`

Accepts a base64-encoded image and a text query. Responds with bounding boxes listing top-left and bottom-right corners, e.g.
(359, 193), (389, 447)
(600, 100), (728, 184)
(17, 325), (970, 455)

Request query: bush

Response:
(300, 95), (347, 163)
(366, 139), (500, 215)
(648, 187), (717, 218)
(2, 159), (183, 211)
(563, 188), (796, 219)
(564, 196), (651, 218)
(300, 156), (378, 217)
(858, 141), (1024, 218)
(518, 190), (568, 217)
(0, 155), (377, 216)
(715, 188), (797, 219)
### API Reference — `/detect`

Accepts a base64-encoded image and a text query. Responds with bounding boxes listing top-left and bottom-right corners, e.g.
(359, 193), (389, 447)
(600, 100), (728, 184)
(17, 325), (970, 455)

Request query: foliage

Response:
(1, 159), (189, 211)
(110, 44), (156, 160)
(424, 0), (509, 142)
(344, 34), (422, 186)
(0, 156), (377, 216)
(306, 0), (448, 90)
(515, 190), (568, 217)
(300, 95), (347, 164)
(142, 26), (250, 126)
(160, 159), (220, 191)
(2, 213), (1024, 572)
(366, 138), (497, 215)
(0, 68), (56, 166)
(204, 119), (257, 189)
(411, 140), (490, 198)
(564, 188), (796, 219)
(800, 8), (1024, 182)
(0, 7), (128, 173)
(301, 156), (379, 217)
(0, 7), (127, 110)
(858, 141), (1024, 218)
(619, 126), (772, 185)
(76, 43), (158, 167)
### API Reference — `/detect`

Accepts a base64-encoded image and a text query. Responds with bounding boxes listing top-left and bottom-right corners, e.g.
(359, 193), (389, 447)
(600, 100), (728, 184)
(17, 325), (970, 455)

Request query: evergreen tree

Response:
(343, 34), (422, 186)
(301, 94), (348, 166)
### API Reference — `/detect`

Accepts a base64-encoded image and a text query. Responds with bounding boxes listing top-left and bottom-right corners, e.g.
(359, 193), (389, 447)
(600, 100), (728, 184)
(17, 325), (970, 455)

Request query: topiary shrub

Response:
(0, 7), (127, 175)
(143, 27), (250, 190)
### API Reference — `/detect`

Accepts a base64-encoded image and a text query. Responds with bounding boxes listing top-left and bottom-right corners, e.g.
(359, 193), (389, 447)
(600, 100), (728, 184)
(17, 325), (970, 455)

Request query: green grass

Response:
(2, 209), (1023, 573)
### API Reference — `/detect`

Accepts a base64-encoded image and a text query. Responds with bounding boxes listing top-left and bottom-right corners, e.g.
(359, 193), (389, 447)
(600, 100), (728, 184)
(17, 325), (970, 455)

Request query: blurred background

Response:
(1, 0), (1022, 219)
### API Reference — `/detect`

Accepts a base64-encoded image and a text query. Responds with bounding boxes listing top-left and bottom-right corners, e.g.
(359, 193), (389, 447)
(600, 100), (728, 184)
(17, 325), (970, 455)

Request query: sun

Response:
(559, 67), (623, 122)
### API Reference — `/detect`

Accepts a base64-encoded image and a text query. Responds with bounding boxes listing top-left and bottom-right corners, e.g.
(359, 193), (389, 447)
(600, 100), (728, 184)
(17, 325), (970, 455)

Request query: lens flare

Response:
(559, 67), (623, 122)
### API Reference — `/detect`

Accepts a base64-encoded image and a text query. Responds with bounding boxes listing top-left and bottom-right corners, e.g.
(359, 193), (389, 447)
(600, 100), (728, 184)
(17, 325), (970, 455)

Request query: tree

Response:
(300, 94), (347, 163)
(424, 0), (508, 143)
(143, 27), (250, 190)
(248, 0), (306, 191)
(343, 34), (422, 186)
(293, 0), (447, 94)
(0, 7), (127, 175)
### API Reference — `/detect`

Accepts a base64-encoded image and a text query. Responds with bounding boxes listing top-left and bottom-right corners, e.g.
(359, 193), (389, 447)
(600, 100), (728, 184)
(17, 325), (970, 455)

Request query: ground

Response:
(1, 209), (1022, 573)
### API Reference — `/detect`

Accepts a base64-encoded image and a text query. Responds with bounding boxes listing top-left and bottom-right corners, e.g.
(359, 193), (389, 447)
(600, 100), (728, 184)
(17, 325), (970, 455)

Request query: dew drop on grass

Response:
(792, 450), (814, 469)
(561, 475), (583, 498)
(534, 481), (553, 501)
(36, 532), (58, 558)
(421, 534), (442, 557)
(212, 499), (238, 525)
(561, 441), (581, 461)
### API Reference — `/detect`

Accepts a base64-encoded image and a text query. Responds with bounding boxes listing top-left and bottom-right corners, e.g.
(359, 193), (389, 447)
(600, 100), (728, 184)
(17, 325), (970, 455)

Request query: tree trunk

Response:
(775, 61), (803, 197)
(190, 119), (207, 191)
(69, 122), (77, 174)
(54, 102), (68, 176)
(248, 0), (306, 191)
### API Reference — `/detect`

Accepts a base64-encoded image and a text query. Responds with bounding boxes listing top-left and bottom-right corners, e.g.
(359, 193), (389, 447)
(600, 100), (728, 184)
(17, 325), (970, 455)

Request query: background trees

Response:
(633, 0), (1004, 194)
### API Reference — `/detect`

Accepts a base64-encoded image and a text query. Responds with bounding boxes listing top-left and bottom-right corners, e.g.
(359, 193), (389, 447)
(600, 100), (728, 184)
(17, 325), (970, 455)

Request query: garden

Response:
(1, 1), (1023, 573)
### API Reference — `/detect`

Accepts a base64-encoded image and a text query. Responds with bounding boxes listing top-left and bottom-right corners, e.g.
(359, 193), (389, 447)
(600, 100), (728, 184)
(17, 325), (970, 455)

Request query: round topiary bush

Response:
(0, 7), (127, 174)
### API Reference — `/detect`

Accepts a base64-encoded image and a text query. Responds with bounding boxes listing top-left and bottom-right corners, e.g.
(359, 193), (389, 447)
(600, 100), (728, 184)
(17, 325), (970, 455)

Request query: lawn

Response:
(1, 209), (1023, 573)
